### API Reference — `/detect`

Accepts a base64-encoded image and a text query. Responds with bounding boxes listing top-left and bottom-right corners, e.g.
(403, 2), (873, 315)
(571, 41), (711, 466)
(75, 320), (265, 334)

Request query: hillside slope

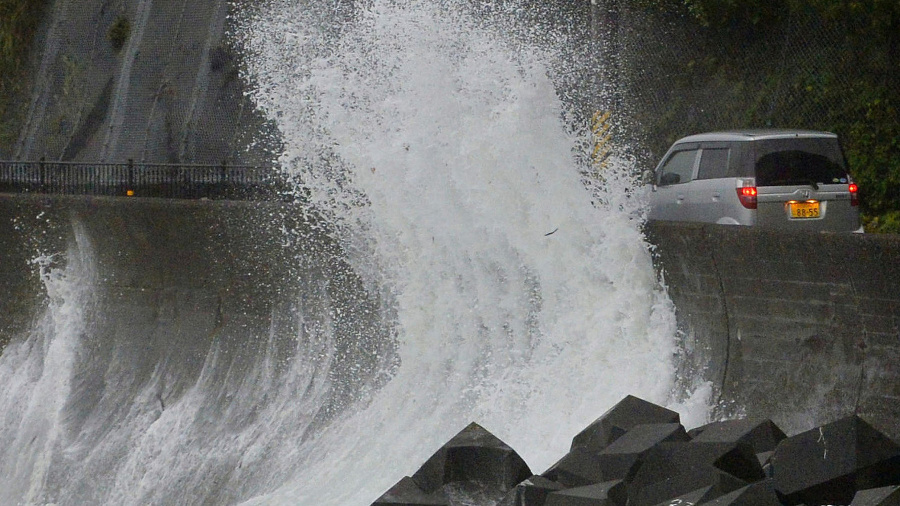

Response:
(2, 0), (275, 165)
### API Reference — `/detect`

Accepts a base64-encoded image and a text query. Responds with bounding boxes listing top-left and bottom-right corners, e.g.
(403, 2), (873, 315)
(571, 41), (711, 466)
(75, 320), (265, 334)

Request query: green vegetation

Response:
(627, 0), (900, 232)
(108, 15), (131, 51)
(0, 0), (49, 154)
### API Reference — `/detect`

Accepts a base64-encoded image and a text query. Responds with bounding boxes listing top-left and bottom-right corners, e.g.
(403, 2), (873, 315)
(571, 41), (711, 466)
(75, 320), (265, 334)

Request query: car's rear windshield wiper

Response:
(764, 178), (820, 190)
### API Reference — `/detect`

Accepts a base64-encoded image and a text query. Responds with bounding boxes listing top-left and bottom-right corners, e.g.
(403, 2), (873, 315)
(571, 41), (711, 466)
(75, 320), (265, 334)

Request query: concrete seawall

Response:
(647, 221), (900, 439)
(0, 194), (395, 448)
(0, 194), (319, 351)
(2, 195), (898, 441)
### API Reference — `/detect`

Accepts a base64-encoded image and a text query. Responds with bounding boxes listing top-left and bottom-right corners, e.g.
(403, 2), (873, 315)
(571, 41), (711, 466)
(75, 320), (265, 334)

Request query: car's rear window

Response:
(754, 138), (849, 187)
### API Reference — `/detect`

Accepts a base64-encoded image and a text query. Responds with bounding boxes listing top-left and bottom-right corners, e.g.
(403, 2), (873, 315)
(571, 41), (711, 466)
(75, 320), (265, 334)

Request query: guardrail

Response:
(0, 160), (291, 200)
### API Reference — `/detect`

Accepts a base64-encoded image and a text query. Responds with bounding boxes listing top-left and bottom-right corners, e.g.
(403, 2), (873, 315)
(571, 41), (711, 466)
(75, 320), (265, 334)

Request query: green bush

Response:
(108, 15), (131, 51)
(863, 211), (900, 234)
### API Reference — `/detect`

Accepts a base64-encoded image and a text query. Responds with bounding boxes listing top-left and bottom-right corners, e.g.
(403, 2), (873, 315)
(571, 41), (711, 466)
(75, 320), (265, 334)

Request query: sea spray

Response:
(0, 1), (713, 504)
(0, 221), (97, 505)
(240, 1), (707, 504)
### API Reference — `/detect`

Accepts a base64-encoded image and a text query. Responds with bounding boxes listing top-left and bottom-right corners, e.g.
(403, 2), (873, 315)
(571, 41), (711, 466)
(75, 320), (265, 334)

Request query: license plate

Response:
(790, 201), (820, 219)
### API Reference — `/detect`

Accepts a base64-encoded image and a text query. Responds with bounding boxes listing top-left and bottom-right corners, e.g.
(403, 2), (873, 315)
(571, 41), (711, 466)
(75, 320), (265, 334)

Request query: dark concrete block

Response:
(544, 424), (690, 489)
(627, 465), (747, 506)
(371, 476), (450, 505)
(628, 441), (765, 487)
(851, 485), (900, 506)
(689, 418), (786, 453)
(772, 415), (900, 505)
(439, 481), (508, 505)
(595, 423), (691, 480)
(648, 485), (719, 506)
(544, 480), (626, 506)
(699, 479), (782, 506)
(756, 451), (774, 478)
(410, 422), (532, 495)
(571, 396), (681, 453)
(497, 476), (565, 506)
(542, 447), (608, 488)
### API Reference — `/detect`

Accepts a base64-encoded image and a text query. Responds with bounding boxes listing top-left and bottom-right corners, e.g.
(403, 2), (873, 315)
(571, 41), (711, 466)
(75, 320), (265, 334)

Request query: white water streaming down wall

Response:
(240, 1), (710, 504)
(0, 223), (97, 505)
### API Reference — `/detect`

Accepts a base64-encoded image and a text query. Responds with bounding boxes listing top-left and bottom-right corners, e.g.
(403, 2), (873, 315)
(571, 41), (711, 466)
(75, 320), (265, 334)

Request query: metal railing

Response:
(0, 160), (291, 200)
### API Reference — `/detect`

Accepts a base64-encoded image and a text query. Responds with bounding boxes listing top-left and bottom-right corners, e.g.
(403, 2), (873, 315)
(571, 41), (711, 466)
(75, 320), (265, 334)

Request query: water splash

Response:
(0, 221), (97, 505)
(0, 2), (711, 504)
(240, 1), (705, 503)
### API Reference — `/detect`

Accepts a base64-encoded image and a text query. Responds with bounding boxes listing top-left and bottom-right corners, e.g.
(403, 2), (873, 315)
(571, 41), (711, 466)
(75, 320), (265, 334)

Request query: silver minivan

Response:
(648, 129), (862, 232)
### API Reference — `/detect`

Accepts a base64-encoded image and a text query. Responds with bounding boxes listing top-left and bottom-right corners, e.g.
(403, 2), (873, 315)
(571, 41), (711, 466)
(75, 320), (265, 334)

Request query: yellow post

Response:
(591, 110), (613, 172)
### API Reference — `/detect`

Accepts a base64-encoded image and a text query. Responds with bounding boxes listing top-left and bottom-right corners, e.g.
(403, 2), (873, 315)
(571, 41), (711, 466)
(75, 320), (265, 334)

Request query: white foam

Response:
(240, 1), (709, 504)
(0, 2), (712, 504)
(0, 221), (97, 505)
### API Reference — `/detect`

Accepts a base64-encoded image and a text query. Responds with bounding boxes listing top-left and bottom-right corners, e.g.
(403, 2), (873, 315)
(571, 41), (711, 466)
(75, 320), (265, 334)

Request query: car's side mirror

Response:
(642, 169), (658, 191)
(659, 172), (680, 186)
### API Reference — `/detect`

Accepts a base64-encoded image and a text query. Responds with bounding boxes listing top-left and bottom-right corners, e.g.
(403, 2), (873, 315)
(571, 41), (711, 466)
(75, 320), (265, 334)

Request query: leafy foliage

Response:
(683, 0), (785, 34)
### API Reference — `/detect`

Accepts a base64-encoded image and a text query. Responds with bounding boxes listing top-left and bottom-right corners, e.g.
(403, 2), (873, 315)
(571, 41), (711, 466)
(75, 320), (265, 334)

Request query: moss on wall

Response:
(107, 15), (130, 51)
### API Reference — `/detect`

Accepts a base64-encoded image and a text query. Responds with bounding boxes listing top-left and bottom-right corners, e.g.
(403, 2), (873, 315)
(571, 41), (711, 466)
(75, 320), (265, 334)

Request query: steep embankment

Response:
(648, 221), (900, 440)
(4, 0), (274, 164)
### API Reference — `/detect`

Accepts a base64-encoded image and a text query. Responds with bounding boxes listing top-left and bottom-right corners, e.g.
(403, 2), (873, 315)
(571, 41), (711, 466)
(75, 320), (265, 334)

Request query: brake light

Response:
(737, 186), (758, 209)
(848, 183), (859, 206)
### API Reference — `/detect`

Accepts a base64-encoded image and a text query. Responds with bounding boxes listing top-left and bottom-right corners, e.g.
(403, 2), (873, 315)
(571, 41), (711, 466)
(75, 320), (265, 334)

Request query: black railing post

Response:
(128, 158), (134, 195)
(220, 159), (229, 199)
(39, 156), (46, 192)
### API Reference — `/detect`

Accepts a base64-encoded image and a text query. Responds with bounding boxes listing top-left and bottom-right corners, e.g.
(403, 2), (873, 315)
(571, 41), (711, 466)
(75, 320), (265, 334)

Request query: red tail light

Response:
(737, 186), (758, 209)
(848, 183), (859, 206)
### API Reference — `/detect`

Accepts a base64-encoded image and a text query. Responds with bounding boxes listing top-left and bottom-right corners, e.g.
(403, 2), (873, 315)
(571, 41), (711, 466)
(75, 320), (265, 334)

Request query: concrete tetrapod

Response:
(771, 415), (900, 505)
(570, 395), (682, 454)
(543, 423), (690, 487)
(699, 479), (783, 506)
(850, 485), (900, 506)
(373, 422), (532, 505)
(373, 396), (900, 506)
(372, 477), (451, 506)
(628, 441), (766, 485)
(689, 418), (787, 454)
(542, 480), (626, 506)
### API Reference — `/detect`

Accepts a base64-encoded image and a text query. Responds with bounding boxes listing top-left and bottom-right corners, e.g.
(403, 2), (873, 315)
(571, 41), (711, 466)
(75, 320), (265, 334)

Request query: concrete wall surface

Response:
(0, 194), (396, 433)
(647, 221), (900, 439)
(0, 193), (318, 351)
(2, 195), (898, 442)
(6, 0), (275, 164)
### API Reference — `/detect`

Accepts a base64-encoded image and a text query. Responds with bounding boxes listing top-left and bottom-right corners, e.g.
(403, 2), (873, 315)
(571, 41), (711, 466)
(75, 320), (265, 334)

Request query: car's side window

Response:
(697, 148), (731, 180)
(658, 149), (698, 186)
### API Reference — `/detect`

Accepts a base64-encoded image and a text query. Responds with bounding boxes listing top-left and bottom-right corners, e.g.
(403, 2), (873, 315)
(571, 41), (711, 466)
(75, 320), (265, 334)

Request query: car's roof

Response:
(674, 129), (838, 144)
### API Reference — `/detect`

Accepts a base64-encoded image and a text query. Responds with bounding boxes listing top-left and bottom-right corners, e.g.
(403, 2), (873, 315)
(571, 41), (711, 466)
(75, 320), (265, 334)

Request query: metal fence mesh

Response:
(604, 3), (866, 165)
